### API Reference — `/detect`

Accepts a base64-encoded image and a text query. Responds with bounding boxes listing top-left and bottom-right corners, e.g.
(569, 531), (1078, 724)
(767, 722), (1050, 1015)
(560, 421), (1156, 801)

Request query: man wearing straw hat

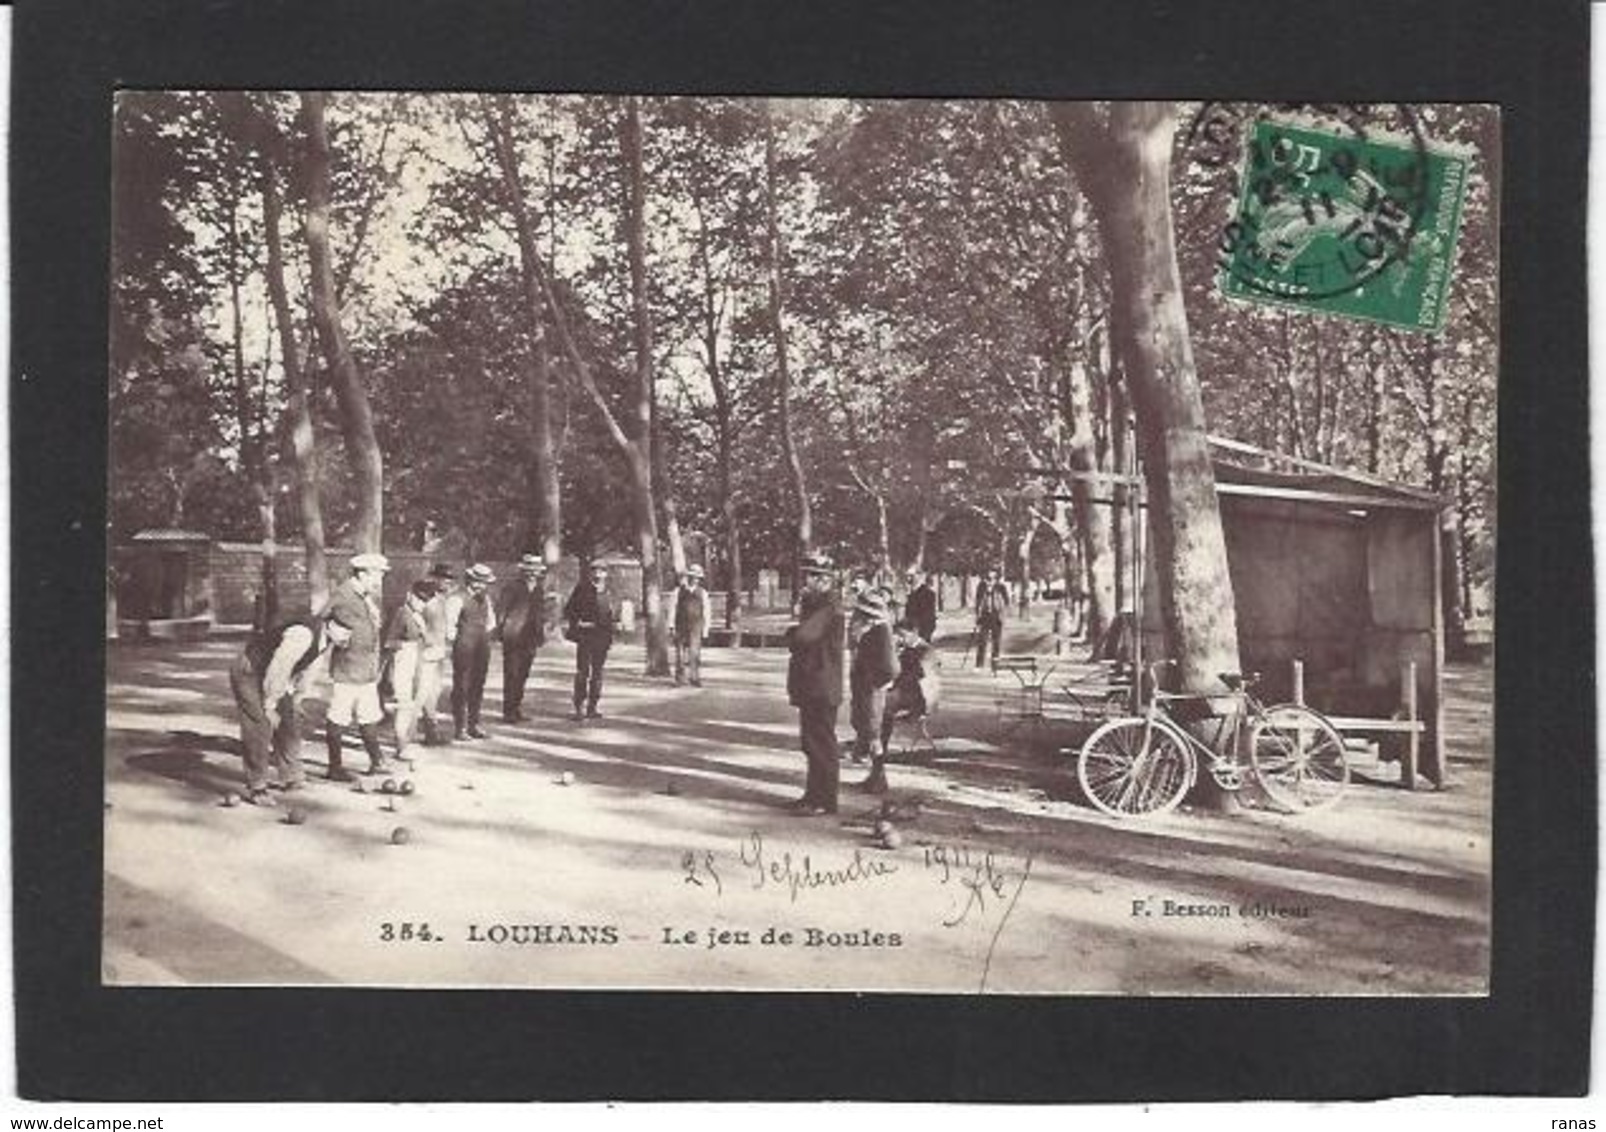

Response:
(847, 587), (898, 770)
(446, 563), (498, 740)
(785, 553), (845, 815)
(670, 563), (712, 687)
(500, 554), (549, 723)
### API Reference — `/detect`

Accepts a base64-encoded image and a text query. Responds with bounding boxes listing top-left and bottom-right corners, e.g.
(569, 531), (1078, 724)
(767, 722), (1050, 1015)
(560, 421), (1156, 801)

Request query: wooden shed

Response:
(1139, 438), (1448, 786)
(117, 528), (215, 622)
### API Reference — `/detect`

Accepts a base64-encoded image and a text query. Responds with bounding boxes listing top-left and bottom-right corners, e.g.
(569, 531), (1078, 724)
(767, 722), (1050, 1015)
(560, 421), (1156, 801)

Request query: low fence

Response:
(114, 539), (1001, 636)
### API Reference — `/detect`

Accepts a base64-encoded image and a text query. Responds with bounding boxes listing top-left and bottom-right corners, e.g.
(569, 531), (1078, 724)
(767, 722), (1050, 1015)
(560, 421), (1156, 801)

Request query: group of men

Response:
(229, 552), (716, 805)
(784, 556), (943, 815)
(230, 545), (996, 816)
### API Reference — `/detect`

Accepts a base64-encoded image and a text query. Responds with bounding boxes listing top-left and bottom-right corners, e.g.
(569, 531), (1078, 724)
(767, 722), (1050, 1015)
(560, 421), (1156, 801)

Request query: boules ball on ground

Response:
(284, 806), (308, 826)
(399, 779), (416, 796)
(380, 778), (398, 795)
(390, 826), (411, 846)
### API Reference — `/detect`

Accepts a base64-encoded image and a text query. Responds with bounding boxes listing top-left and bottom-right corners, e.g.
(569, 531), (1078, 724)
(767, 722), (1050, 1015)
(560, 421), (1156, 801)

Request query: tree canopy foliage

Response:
(109, 94), (1499, 637)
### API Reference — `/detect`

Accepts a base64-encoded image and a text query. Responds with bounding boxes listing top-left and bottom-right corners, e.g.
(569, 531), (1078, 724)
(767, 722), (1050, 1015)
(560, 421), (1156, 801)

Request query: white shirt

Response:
(262, 625), (319, 706)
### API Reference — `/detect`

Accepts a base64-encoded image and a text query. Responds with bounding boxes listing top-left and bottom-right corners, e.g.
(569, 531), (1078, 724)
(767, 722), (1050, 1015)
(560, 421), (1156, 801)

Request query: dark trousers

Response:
(975, 615), (1003, 668)
(452, 637), (491, 732)
(229, 654), (303, 791)
(798, 700), (841, 806)
(325, 720), (384, 772)
(674, 635), (702, 685)
(573, 636), (609, 711)
(503, 641), (538, 719)
(850, 685), (887, 760)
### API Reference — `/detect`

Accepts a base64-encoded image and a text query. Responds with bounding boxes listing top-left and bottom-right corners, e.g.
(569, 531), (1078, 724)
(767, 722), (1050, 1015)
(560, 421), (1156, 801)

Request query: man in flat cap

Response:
(446, 563), (498, 740)
(500, 553), (549, 723)
(670, 563), (711, 687)
(563, 560), (616, 721)
(785, 553), (845, 814)
(323, 552), (392, 781)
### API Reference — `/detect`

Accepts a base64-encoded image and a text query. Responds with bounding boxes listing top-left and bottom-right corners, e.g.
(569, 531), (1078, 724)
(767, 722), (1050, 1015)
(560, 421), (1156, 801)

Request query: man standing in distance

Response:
(785, 554), (845, 815)
(500, 554), (549, 723)
(670, 563), (711, 687)
(905, 570), (939, 643)
(323, 553), (392, 781)
(564, 561), (616, 721)
(446, 563), (498, 740)
(973, 566), (1010, 669)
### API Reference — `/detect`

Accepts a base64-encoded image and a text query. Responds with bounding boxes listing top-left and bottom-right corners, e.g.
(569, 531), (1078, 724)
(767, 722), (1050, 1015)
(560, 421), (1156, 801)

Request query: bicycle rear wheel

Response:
(1078, 717), (1194, 817)
(1250, 704), (1349, 813)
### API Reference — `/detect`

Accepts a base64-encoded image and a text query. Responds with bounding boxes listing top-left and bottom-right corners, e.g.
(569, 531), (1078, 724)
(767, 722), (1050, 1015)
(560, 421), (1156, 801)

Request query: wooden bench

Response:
(1291, 659), (1427, 789)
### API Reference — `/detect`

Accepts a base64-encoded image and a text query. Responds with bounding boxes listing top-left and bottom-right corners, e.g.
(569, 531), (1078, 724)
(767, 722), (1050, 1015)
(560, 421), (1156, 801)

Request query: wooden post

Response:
(1292, 658), (1305, 706)
(1401, 660), (1419, 791)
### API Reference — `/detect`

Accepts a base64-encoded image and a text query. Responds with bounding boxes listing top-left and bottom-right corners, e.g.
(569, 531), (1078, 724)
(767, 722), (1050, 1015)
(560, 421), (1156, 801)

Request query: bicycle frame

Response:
(1077, 659), (1351, 817)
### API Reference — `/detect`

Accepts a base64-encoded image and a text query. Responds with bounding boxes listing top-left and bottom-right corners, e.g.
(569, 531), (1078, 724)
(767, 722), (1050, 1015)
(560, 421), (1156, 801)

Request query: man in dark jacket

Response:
(323, 553), (393, 781)
(785, 554), (845, 815)
(848, 589), (897, 767)
(500, 554), (548, 723)
(973, 566), (1010, 669)
(447, 563), (498, 740)
(564, 561), (616, 721)
(905, 570), (938, 643)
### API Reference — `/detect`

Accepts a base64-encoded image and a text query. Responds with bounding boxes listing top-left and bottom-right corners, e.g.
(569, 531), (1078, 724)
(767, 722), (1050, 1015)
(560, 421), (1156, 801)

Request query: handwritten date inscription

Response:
(679, 832), (1032, 931)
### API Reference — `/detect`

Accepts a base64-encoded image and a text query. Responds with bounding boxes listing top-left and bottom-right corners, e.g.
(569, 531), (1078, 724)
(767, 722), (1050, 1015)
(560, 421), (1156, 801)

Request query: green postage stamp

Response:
(1218, 118), (1469, 332)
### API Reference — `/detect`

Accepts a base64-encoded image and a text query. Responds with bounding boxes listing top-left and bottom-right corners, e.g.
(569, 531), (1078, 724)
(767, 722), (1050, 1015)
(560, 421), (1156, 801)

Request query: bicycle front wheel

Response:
(1078, 717), (1195, 818)
(1250, 705), (1349, 813)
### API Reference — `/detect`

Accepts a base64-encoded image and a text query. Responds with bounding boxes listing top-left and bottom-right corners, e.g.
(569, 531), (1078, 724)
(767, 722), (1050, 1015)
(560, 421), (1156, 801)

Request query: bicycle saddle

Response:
(1217, 671), (1261, 690)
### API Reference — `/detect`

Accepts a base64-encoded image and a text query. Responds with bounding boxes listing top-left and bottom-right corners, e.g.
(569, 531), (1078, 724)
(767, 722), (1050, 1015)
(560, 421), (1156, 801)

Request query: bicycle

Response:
(1075, 660), (1349, 818)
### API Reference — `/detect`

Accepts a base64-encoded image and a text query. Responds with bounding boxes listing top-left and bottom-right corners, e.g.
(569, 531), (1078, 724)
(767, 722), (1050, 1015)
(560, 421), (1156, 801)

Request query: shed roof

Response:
(1208, 436), (1446, 513)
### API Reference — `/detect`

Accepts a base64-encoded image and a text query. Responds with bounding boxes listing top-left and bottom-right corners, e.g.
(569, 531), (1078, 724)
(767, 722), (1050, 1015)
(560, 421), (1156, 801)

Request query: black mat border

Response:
(11, 0), (1594, 1102)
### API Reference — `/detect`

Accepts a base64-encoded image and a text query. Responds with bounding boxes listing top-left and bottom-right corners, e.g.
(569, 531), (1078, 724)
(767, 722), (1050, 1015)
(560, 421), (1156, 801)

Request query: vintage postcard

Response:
(102, 95), (1497, 994)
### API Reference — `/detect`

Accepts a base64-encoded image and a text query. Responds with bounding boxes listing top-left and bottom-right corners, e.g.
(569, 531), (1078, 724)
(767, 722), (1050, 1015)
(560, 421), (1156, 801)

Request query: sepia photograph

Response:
(101, 94), (1498, 995)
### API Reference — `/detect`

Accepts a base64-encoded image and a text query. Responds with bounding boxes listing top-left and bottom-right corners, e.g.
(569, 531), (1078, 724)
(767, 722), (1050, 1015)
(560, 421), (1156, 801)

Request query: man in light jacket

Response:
(670, 563), (712, 687)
